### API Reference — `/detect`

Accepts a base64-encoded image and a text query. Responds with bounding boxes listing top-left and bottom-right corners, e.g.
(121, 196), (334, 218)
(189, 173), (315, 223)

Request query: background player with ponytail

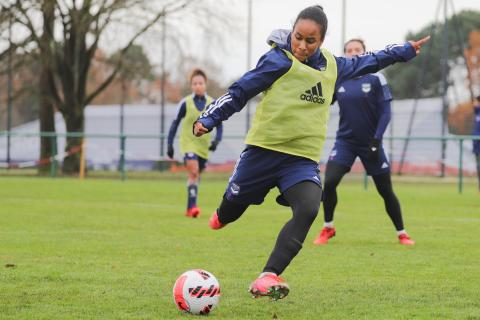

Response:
(167, 69), (223, 218)
(313, 39), (415, 246)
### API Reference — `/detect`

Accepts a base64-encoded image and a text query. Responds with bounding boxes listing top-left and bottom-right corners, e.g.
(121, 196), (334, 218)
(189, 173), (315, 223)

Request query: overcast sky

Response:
(217, 0), (480, 81)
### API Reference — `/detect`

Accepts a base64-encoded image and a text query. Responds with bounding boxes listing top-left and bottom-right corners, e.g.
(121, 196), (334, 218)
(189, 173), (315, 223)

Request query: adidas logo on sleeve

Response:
(300, 82), (325, 104)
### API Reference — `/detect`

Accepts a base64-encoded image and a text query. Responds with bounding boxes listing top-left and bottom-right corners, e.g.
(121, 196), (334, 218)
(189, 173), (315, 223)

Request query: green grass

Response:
(0, 176), (479, 319)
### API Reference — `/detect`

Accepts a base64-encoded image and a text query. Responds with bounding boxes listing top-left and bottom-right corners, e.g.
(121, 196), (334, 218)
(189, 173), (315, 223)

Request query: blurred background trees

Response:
(385, 10), (480, 100)
(0, 0), (233, 173)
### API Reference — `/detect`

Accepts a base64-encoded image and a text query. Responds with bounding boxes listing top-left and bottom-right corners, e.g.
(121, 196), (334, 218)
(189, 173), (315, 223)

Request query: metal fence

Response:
(0, 131), (478, 193)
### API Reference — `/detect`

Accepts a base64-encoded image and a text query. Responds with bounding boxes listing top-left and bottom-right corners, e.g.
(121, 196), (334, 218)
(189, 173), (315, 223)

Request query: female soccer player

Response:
(194, 6), (429, 300)
(167, 69), (222, 218)
(313, 39), (415, 246)
(473, 96), (480, 191)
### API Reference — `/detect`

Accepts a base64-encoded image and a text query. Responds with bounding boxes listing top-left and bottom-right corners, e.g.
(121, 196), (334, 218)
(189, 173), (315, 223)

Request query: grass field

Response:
(1, 176), (479, 319)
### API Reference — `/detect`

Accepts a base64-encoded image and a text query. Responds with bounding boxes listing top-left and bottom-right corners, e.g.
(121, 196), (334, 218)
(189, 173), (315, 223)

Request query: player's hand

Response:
(409, 35), (430, 55)
(368, 138), (381, 163)
(209, 140), (219, 152)
(167, 145), (174, 159)
(193, 121), (209, 137)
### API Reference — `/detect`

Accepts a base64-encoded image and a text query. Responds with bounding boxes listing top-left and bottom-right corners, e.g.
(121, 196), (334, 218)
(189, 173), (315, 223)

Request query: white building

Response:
(0, 98), (477, 173)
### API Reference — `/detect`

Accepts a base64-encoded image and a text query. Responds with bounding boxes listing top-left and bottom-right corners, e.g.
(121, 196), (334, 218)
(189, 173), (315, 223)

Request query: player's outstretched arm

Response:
(336, 36), (430, 84)
(194, 47), (292, 135)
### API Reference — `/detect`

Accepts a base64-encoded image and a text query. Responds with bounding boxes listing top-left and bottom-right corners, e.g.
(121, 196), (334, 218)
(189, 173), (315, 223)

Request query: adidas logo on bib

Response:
(300, 82), (325, 104)
(381, 162), (389, 169)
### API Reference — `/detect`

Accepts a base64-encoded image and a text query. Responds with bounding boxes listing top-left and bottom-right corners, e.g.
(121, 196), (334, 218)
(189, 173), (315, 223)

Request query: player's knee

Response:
(323, 184), (335, 196)
(297, 202), (320, 224)
(218, 197), (248, 224)
(380, 189), (397, 204)
(324, 176), (338, 192)
(188, 170), (200, 180)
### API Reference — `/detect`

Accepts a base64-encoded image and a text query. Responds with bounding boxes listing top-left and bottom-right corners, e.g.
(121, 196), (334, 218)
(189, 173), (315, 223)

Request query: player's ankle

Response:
(324, 221), (334, 228)
(259, 272), (277, 278)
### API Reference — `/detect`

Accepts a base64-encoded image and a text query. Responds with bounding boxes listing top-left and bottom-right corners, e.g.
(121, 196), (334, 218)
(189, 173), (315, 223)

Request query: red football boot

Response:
(185, 206), (200, 218)
(249, 274), (289, 300)
(209, 210), (225, 230)
(398, 233), (415, 245)
(313, 227), (336, 245)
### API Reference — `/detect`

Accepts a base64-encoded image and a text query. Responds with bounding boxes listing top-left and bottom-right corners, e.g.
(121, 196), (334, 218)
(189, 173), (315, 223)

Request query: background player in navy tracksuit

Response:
(473, 95), (480, 190)
(193, 6), (428, 300)
(167, 69), (223, 218)
(313, 39), (415, 246)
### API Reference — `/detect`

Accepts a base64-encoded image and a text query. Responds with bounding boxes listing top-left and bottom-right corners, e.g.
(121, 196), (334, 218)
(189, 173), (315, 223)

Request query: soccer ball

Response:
(173, 269), (221, 315)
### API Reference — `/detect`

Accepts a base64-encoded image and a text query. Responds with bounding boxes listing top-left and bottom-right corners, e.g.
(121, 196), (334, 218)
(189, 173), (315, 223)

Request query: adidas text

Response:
(300, 93), (325, 104)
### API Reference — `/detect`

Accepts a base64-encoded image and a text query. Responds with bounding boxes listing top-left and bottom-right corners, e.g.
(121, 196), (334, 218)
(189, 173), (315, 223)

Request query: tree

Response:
(1, 0), (209, 174)
(0, 49), (41, 130)
(38, 0), (57, 174)
(116, 45), (154, 83)
(384, 10), (480, 99)
(89, 44), (155, 105)
(108, 44), (154, 102)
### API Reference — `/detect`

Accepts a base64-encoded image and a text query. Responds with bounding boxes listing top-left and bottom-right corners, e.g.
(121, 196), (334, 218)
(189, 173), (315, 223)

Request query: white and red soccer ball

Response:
(173, 269), (221, 315)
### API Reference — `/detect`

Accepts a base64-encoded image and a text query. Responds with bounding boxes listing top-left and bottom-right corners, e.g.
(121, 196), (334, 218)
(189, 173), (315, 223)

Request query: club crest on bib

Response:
(362, 83), (371, 93)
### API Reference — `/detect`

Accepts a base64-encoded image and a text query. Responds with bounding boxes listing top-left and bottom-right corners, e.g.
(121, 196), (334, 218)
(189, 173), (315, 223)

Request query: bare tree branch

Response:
(11, 0), (41, 44)
(84, 0), (193, 105)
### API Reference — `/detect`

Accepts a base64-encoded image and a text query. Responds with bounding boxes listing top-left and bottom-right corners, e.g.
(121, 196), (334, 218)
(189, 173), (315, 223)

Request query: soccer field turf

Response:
(0, 176), (479, 319)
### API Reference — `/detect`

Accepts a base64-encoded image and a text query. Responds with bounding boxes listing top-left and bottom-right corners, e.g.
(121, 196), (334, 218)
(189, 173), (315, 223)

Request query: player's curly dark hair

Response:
(189, 68), (207, 83)
(293, 5), (328, 41)
(344, 38), (366, 53)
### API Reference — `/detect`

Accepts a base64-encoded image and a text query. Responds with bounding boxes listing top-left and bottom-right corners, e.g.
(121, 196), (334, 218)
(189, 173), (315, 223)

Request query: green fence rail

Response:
(1, 131), (479, 193)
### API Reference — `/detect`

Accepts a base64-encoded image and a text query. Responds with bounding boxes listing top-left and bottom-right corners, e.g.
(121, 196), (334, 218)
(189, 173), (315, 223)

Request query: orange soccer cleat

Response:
(209, 210), (225, 230)
(249, 273), (290, 300)
(313, 226), (336, 245)
(398, 233), (415, 245)
(185, 206), (201, 218)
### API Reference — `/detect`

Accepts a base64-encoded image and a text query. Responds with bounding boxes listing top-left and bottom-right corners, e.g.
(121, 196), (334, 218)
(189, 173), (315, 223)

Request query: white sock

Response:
(324, 221), (334, 228)
(397, 229), (407, 236)
(259, 272), (277, 278)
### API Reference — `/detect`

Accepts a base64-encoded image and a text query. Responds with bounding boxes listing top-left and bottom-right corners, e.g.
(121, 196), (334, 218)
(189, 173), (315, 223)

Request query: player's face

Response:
(344, 41), (365, 58)
(191, 75), (207, 96)
(291, 19), (323, 62)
